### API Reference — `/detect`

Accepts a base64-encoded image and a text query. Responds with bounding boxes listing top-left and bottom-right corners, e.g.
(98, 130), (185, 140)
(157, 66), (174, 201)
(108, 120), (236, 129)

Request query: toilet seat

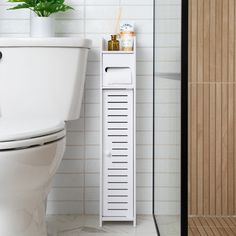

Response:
(0, 118), (66, 150)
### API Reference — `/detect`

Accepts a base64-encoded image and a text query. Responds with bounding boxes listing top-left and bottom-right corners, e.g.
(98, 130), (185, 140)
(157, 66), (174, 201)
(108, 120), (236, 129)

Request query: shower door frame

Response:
(152, 0), (189, 235)
(180, 0), (188, 235)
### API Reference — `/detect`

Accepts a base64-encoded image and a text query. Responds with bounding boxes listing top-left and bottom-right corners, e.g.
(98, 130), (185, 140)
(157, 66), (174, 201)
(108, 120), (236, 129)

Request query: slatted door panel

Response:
(102, 90), (134, 218)
(189, 0), (236, 216)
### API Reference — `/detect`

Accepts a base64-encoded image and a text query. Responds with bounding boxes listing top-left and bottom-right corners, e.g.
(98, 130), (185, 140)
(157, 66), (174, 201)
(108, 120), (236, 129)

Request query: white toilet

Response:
(0, 38), (91, 236)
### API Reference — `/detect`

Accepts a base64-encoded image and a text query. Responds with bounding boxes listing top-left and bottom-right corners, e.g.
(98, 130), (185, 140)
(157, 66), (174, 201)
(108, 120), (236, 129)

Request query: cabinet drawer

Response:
(102, 54), (135, 88)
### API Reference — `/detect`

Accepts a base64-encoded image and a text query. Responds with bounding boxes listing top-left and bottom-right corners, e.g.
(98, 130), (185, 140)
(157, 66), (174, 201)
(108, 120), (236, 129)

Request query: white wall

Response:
(0, 0), (181, 215)
(154, 75), (181, 215)
(154, 0), (181, 215)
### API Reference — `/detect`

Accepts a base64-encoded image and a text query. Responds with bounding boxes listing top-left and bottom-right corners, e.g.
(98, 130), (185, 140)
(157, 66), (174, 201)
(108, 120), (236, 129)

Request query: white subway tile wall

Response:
(154, 74), (181, 216)
(154, 0), (181, 216)
(0, 0), (181, 215)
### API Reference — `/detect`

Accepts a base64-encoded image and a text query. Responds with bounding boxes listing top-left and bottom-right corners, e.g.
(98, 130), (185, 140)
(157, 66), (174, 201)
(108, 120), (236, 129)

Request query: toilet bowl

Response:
(0, 38), (91, 235)
(0, 118), (66, 236)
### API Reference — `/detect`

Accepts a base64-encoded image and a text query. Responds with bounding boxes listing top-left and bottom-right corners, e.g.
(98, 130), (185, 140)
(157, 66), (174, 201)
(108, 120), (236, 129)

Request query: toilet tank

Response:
(0, 38), (91, 120)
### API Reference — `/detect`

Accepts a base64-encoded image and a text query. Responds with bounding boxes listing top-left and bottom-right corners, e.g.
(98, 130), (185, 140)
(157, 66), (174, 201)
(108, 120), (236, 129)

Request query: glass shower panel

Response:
(154, 1), (181, 235)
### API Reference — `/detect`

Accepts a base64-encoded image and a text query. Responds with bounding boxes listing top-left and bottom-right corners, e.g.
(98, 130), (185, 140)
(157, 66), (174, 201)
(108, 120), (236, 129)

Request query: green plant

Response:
(7, 0), (74, 17)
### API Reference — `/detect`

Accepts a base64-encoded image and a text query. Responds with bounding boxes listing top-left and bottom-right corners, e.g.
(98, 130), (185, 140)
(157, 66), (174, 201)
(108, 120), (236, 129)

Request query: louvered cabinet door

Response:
(102, 89), (134, 219)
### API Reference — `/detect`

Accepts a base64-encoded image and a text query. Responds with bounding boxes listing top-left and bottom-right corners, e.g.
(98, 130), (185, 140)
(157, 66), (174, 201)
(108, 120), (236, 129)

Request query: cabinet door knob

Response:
(0, 52), (2, 60)
(105, 151), (111, 157)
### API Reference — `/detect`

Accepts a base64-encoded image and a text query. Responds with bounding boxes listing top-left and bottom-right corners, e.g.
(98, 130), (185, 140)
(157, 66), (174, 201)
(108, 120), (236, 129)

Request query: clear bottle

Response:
(120, 32), (135, 51)
(108, 35), (120, 51)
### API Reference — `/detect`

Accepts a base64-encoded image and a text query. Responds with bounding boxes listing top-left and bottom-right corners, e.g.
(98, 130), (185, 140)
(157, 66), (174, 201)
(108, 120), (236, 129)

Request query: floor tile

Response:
(47, 215), (157, 236)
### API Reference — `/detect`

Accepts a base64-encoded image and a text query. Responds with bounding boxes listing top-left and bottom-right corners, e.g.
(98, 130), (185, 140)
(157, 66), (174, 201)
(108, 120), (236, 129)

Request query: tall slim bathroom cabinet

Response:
(100, 36), (136, 226)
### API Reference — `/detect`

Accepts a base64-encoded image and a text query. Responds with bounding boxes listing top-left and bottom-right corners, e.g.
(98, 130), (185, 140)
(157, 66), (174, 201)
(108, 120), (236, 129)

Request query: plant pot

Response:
(30, 16), (55, 38)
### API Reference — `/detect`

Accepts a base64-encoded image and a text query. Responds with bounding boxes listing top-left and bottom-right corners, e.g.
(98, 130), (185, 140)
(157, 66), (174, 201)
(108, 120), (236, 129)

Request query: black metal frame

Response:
(181, 0), (188, 235)
(153, 0), (188, 235)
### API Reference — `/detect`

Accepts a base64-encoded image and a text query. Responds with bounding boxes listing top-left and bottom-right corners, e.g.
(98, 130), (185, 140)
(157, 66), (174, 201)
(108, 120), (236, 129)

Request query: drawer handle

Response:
(105, 67), (130, 72)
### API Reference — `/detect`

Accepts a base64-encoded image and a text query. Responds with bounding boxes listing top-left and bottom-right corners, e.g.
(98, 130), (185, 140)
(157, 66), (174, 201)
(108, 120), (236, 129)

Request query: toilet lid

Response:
(0, 117), (65, 142)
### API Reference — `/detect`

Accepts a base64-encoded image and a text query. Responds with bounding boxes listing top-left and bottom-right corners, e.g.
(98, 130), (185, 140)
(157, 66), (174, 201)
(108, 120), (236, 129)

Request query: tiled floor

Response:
(155, 216), (180, 236)
(47, 215), (158, 236)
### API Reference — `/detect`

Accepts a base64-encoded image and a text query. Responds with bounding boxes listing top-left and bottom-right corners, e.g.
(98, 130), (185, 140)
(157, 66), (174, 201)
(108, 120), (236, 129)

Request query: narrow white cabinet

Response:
(102, 90), (134, 218)
(100, 37), (136, 226)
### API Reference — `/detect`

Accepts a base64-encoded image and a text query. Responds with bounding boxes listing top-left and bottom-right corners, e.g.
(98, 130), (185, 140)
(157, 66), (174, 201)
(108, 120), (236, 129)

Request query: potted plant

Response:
(7, 0), (74, 37)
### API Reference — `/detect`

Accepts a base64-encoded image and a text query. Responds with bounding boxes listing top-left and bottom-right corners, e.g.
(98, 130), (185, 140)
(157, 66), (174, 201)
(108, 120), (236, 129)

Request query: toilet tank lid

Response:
(0, 38), (92, 48)
(0, 117), (65, 142)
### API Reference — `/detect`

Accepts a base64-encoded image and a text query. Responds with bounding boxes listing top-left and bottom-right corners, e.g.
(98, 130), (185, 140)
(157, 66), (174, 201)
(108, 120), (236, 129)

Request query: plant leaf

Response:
(7, 0), (74, 16)
(8, 0), (25, 2)
(8, 3), (31, 10)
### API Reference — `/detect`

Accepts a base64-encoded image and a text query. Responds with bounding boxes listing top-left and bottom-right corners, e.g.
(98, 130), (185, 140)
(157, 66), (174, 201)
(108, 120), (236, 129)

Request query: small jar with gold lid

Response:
(120, 31), (135, 51)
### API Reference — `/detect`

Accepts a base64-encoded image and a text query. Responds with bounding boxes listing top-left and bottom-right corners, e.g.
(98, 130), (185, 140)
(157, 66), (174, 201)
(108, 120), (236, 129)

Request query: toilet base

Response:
(0, 197), (47, 236)
(0, 137), (66, 236)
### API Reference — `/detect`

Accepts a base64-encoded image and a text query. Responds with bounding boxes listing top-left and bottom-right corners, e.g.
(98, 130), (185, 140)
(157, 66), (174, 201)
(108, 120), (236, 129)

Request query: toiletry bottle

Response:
(120, 21), (135, 51)
(108, 35), (120, 51)
(120, 32), (135, 51)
